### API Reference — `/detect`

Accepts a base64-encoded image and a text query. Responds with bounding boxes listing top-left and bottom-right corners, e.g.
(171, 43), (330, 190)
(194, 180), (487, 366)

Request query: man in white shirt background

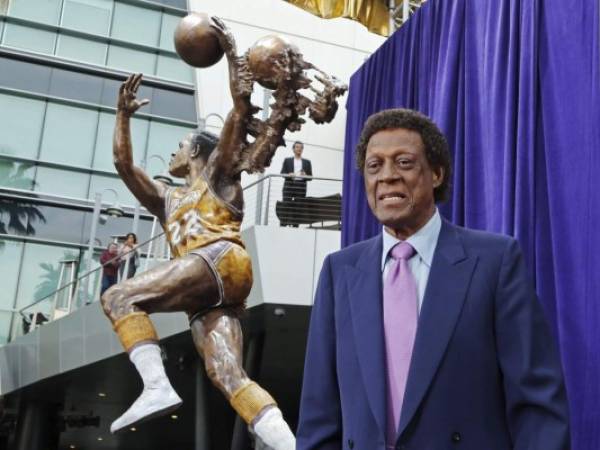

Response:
(280, 141), (313, 226)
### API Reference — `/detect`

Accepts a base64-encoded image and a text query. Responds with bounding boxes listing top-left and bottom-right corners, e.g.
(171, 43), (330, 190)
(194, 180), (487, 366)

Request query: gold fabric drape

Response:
(285, 0), (390, 36)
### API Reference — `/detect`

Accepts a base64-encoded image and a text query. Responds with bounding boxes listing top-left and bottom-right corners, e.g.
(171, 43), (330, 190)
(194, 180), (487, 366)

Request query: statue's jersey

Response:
(163, 174), (244, 258)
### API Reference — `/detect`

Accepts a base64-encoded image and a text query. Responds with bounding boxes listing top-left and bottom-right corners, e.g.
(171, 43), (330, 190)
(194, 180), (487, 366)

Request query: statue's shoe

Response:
(110, 385), (182, 434)
(251, 408), (296, 450)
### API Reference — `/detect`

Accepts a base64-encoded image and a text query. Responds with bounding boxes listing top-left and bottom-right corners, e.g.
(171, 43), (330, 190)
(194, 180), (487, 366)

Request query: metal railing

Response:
(13, 230), (169, 341)
(242, 174), (342, 229)
(9, 174), (342, 340)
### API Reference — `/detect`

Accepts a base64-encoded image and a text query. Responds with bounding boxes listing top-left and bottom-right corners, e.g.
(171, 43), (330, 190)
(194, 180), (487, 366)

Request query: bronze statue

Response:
(101, 16), (346, 449)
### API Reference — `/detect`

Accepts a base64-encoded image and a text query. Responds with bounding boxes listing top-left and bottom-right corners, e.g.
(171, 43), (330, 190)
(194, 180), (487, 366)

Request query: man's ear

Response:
(191, 143), (202, 159)
(432, 166), (444, 188)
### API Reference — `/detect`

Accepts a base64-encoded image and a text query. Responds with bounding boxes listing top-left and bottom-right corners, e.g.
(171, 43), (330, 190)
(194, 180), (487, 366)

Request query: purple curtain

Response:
(341, 1), (600, 449)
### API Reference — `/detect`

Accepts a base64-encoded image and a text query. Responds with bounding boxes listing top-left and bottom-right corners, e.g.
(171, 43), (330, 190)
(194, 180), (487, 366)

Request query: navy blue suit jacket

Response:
(297, 220), (569, 450)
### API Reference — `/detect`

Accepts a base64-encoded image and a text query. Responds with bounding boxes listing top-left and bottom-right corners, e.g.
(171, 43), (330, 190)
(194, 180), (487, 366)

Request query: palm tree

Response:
(0, 161), (46, 245)
(34, 250), (80, 303)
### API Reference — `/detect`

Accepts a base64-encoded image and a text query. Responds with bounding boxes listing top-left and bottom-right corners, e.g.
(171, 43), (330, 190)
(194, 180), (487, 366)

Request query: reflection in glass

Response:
(39, 103), (99, 167)
(33, 249), (80, 304)
(0, 196), (46, 238)
(14, 242), (76, 308)
(0, 239), (24, 312)
(106, 45), (156, 75)
(156, 54), (194, 84)
(27, 203), (86, 244)
(111, 2), (161, 47)
(0, 93), (46, 158)
(8, 0), (62, 25)
(34, 166), (90, 199)
(93, 112), (148, 173)
(0, 160), (36, 190)
(0, 312), (13, 344)
(55, 35), (108, 66)
(88, 174), (136, 209)
(159, 13), (180, 52)
(2, 23), (57, 54)
(61, 0), (113, 35)
(146, 122), (195, 176)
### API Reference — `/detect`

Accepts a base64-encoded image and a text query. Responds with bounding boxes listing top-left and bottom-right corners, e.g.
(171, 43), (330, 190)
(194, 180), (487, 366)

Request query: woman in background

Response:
(119, 232), (139, 280)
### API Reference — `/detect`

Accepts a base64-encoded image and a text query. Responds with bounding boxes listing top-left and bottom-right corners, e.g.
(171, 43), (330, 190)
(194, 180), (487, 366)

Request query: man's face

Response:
(363, 128), (443, 238)
(293, 143), (303, 158)
(108, 243), (118, 254)
(169, 133), (196, 177)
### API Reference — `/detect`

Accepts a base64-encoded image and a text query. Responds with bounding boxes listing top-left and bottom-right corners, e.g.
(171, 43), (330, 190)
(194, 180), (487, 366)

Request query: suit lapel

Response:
(397, 221), (478, 438)
(346, 235), (387, 438)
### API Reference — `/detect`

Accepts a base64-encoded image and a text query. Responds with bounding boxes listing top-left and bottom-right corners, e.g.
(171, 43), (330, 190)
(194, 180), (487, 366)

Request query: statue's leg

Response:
(190, 311), (295, 450)
(100, 254), (220, 433)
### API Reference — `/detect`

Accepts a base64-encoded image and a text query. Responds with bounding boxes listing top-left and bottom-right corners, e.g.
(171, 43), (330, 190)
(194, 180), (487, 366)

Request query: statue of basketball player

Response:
(101, 17), (346, 449)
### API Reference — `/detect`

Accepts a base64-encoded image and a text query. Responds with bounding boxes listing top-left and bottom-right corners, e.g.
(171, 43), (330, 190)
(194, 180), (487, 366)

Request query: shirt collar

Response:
(381, 208), (442, 270)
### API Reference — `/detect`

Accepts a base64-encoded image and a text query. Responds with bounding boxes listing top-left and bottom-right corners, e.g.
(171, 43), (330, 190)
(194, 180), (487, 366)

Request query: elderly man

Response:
(297, 109), (570, 450)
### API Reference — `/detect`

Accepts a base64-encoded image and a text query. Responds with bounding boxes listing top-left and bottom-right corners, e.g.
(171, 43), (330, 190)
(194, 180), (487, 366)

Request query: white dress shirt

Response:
(293, 157), (303, 180)
(381, 209), (442, 313)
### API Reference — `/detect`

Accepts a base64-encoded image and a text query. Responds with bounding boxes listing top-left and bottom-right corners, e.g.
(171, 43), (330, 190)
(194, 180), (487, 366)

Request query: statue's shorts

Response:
(187, 239), (253, 323)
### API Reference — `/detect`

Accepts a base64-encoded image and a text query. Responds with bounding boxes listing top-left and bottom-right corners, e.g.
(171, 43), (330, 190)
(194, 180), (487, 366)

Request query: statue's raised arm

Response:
(113, 73), (167, 221)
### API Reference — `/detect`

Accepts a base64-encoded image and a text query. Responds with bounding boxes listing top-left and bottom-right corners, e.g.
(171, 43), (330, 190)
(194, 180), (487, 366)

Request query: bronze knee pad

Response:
(113, 312), (159, 352)
(229, 381), (277, 424)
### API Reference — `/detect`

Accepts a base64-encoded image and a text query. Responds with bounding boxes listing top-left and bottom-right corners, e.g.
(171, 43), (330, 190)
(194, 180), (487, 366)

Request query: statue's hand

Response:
(210, 16), (236, 56)
(117, 73), (150, 117)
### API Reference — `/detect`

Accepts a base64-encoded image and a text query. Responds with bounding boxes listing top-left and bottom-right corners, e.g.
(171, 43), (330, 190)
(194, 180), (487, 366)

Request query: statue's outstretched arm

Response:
(113, 74), (167, 220)
(208, 17), (257, 177)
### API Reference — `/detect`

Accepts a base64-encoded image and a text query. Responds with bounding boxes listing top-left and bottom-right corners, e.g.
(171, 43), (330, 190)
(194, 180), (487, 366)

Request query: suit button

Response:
(348, 439), (354, 448)
(451, 432), (461, 443)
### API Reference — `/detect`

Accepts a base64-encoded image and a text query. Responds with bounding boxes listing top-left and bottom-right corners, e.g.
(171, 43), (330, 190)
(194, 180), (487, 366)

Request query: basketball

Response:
(174, 12), (224, 68)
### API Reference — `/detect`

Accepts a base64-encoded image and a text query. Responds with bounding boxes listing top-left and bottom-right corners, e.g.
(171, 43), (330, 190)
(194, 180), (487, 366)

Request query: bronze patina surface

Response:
(102, 16), (346, 443)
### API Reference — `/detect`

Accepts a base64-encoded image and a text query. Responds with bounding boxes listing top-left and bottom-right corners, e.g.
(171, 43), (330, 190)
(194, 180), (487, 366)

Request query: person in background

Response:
(100, 242), (120, 295)
(119, 232), (139, 280)
(280, 141), (313, 226)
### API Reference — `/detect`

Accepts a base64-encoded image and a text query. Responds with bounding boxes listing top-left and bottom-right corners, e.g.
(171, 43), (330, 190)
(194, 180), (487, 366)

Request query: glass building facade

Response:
(0, 0), (197, 343)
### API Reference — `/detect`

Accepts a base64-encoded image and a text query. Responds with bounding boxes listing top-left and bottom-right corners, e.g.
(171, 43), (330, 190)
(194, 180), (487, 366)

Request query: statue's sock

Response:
(252, 407), (296, 450)
(110, 344), (182, 434)
(129, 343), (169, 388)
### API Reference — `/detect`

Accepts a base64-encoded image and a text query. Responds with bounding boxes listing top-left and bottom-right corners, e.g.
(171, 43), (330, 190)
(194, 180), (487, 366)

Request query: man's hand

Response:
(117, 73), (150, 117)
(210, 16), (236, 57)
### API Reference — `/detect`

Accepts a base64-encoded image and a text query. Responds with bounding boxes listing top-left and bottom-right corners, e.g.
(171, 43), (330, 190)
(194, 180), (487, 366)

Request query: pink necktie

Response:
(383, 242), (418, 447)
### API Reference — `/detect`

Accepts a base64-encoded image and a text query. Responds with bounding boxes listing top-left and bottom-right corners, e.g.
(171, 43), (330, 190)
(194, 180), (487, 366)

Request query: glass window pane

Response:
(159, 13), (179, 52)
(111, 3), (161, 47)
(0, 312), (14, 345)
(39, 103), (98, 167)
(106, 45), (156, 75)
(24, 203), (86, 244)
(0, 57), (53, 97)
(0, 195), (46, 238)
(146, 121), (194, 177)
(92, 112), (148, 173)
(55, 35), (108, 65)
(2, 23), (56, 56)
(0, 239), (24, 310)
(0, 160), (36, 190)
(8, 0), (62, 25)
(34, 166), (90, 198)
(14, 241), (80, 309)
(156, 54), (193, 84)
(88, 174), (136, 209)
(61, 0), (112, 35)
(0, 93), (46, 158)
(81, 210), (148, 249)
